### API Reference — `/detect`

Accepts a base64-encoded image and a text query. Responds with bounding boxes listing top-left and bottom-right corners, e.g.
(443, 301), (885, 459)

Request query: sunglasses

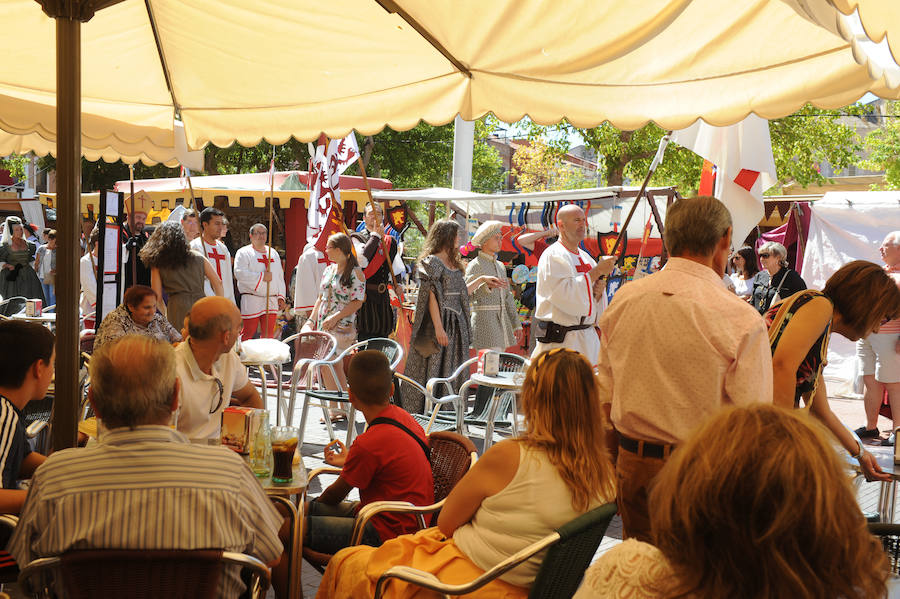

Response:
(209, 378), (224, 414)
(758, 253), (770, 258)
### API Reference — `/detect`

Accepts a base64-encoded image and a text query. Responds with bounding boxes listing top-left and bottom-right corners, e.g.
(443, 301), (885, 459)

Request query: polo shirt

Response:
(0, 395), (31, 489)
(174, 342), (249, 440)
(340, 404), (434, 541)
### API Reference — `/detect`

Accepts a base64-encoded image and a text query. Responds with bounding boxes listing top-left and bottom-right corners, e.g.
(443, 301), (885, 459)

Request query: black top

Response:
(0, 395), (31, 490)
(752, 268), (806, 314)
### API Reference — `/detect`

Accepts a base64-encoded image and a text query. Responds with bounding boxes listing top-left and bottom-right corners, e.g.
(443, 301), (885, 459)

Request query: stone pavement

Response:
(258, 381), (893, 598)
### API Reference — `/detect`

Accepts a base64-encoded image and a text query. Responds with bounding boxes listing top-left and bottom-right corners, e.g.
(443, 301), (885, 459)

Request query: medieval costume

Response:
(351, 228), (400, 340)
(191, 236), (236, 304)
(234, 243), (286, 340)
(464, 222), (520, 350)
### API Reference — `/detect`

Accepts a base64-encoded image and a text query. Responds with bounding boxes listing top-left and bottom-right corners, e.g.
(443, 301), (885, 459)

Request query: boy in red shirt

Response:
(305, 350), (434, 555)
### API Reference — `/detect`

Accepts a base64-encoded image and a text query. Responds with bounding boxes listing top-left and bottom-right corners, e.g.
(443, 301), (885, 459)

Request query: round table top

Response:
(10, 312), (56, 322)
(470, 371), (525, 390)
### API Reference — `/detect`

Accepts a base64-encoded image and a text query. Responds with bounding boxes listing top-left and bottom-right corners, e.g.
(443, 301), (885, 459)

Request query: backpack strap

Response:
(369, 417), (431, 461)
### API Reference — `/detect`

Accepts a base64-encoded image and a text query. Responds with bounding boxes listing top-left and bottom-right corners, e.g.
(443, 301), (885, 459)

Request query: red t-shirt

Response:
(340, 405), (434, 541)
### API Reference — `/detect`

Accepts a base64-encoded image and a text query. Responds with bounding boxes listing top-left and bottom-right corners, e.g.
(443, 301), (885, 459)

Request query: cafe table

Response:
(10, 312), (56, 328)
(853, 444), (900, 523)
(468, 371), (525, 450)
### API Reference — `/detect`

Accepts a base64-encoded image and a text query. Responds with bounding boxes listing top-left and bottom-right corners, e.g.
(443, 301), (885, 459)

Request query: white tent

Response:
(800, 191), (900, 397)
(3, 0), (900, 152)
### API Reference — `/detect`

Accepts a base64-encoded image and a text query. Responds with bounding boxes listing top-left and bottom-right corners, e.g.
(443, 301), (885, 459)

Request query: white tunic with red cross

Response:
(233, 244), (286, 318)
(532, 240), (607, 365)
(293, 243), (330, 314)
(190, 237), (235, 303)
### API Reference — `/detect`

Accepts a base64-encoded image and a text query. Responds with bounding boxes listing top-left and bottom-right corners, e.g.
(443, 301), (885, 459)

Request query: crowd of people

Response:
(0, 194), (899, 599)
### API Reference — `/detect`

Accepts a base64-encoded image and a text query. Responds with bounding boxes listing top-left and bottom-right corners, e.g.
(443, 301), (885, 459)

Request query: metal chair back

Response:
(19, 548), (270, 599)
(869, 522), (900, 575)
(429, 431), (477, 502)
(0, 296), (27, 317)
(528, 502), (618, 599)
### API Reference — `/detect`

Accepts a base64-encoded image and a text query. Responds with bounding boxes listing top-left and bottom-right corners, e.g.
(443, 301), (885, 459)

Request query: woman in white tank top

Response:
(317, 348), (617, 598)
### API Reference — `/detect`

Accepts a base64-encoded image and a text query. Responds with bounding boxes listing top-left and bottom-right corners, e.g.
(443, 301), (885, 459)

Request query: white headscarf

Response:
(1, 216), (22, 246)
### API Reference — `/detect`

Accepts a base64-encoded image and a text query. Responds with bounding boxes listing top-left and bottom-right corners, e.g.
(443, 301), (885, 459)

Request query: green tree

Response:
(861, 101), (900, 189)
(0, 154), (29, 181)
(511, 139), (595, 191)
(524, 104), (865, 194)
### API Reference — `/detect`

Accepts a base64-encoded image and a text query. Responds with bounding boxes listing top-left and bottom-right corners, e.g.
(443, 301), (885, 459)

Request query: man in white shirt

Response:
(234, 224), (286, 340)
(190, 207), (236, 304)
(293, 241), (329, 328)
(597, 196), (773, 542)
(174, 296), (262, 440)
(532, 204), (615, 365)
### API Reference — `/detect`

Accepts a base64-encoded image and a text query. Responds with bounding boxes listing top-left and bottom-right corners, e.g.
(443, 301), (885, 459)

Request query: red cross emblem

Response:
(257, 252), (275, 269)
(204, 242), (227, 278)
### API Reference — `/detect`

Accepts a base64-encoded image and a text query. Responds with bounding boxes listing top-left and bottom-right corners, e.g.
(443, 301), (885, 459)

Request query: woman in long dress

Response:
(465, 220), (520, 351)
(139, 221), (223, 330)
(401, 220), (505, 414)
(0, 216), (44, 309)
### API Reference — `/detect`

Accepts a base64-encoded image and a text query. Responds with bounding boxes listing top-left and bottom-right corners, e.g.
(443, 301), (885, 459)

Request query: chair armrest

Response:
(393, 373), (425, 395)
(374, 531), (561, 598)
(350, 501), (445, 545)
(307, 466), (343, 487)
(25, 421), (48, 439)
(425, 357), (478, 397)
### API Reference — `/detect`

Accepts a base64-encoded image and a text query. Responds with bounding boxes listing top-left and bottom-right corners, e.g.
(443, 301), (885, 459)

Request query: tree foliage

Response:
(523, 104), (866, 194)
(0, 154), (29, 181)
(511, 138), (595, 191)
(861, 101), (900, 190)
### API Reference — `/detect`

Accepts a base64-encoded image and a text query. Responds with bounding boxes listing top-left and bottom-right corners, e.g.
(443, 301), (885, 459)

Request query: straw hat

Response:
(471, 220), (504, 248)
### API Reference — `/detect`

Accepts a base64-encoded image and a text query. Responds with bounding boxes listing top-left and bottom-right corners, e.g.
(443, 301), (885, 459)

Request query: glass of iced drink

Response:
(270, 426), (299, 483)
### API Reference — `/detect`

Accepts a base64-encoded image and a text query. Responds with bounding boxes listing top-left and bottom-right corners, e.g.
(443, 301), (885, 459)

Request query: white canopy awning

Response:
(3, 0), (900, 158)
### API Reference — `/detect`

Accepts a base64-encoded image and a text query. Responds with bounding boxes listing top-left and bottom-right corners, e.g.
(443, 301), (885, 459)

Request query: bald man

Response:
(532, 205), (615, 364)
(174, 297), (262, 440)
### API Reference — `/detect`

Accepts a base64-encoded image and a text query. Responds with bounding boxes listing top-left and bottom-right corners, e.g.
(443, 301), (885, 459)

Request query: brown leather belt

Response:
(366, 283), (388, 293)
(617, 431), (675, 459)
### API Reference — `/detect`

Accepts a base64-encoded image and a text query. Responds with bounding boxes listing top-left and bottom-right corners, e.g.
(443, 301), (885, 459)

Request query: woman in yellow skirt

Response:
(316, 348), (617, 598)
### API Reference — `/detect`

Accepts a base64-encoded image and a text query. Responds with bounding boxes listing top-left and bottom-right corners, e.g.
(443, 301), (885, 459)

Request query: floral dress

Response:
(313, 264), (365, 350)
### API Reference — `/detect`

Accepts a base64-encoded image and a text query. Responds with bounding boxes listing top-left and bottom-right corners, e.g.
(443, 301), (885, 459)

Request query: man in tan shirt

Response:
(596, 196), (773, 541)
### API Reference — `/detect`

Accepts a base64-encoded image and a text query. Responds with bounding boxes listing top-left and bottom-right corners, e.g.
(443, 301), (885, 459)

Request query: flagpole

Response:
(609, 131), (672, 259)
(265, 146), (276, 335)
(128, 164), (136, 287)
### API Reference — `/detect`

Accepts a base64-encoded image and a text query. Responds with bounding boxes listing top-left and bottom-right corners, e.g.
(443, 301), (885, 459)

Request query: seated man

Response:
(307, 350), (434, 556)
(174, 296), (263, 440)
(9, 335), (283, 599)
(0, 320), (52, 514)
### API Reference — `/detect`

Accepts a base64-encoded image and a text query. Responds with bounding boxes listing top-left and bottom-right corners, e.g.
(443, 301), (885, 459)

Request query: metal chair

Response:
(870, 522), (900, 575)
(18, 548), (271, 599)
(282, 331), (338, 426)
(269, 495), (302, 599)
(303, 431), (477, 572)
(0, 296), (27, 317)
(374, 502), (618, 598)
(295, 337), (403, 447)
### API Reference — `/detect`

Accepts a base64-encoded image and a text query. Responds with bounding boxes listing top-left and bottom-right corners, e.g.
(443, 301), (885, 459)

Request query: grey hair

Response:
(188, 312), (234, 340)
(365, 202), (384, 217)
(249, 223), (267, 236)
(758, 241), (788, 267)
(664, 197), (732, 258)
(89, 335), (176, 429)
(885, 231), (900, 246)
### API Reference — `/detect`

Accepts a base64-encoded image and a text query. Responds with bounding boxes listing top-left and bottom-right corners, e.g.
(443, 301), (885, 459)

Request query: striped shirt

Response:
(8, 426), (283, 598)
(0, 395), (30, 490)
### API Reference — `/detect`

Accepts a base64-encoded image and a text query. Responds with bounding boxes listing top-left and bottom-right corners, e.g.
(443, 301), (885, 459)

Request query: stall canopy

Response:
(4, 0), (900, 155)
(800, 191), (900, 397)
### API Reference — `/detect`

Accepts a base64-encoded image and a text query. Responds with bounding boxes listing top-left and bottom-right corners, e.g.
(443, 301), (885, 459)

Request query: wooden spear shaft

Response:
(265, 147), (275, 327)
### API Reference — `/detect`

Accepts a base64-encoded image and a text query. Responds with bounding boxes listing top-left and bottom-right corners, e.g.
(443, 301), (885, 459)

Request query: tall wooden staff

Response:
(609, 131), (673, 259)
(128, 164), (136, 286)
(264, 146), (276, 326)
